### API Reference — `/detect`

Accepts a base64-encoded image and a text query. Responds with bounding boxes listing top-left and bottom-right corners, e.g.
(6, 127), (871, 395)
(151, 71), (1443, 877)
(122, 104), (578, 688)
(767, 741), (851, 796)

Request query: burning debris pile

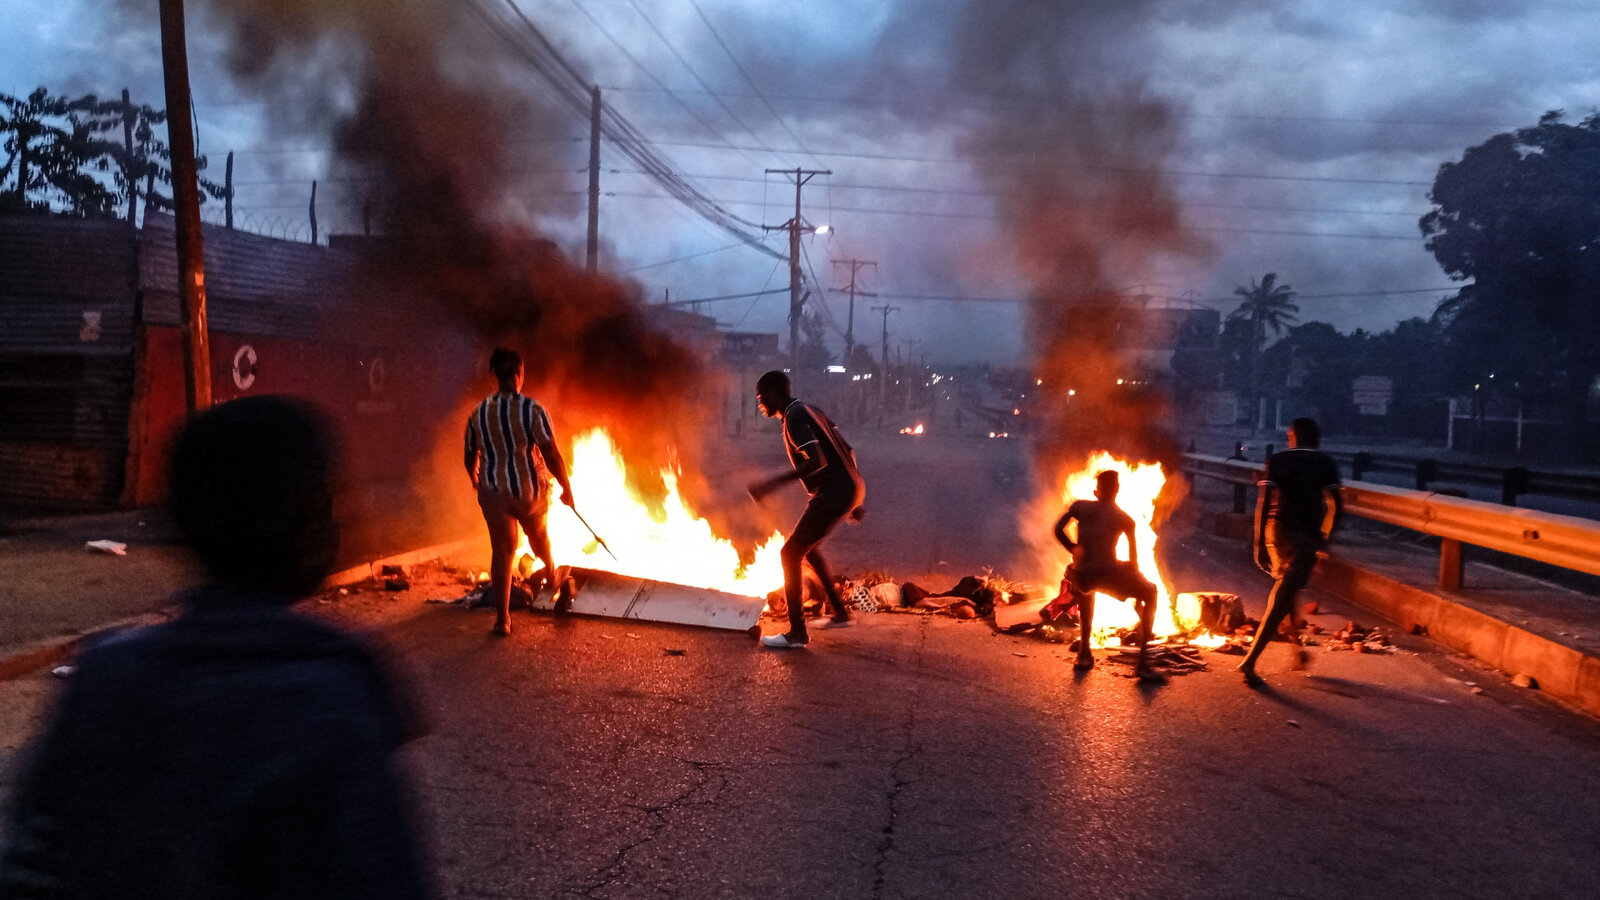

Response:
(764, 571), (1019, 623)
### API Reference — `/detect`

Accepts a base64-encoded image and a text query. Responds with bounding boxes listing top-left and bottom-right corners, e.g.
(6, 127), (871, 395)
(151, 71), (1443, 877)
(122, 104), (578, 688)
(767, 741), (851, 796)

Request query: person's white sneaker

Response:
(814, 617), (853, 629)
(760, 632), (809, 649)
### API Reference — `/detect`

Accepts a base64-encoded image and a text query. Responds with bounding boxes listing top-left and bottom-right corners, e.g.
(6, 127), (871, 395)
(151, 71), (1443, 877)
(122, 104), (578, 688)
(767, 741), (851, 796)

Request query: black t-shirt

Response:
(781, 400), (863, 501)
(1265, 448), (1341, 534)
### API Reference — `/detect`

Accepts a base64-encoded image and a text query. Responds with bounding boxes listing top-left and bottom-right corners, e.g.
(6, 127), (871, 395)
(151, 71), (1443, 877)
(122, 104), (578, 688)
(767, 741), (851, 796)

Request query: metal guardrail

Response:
(1323, 450), (1600, 506)
(1181, 453), (1600, 588)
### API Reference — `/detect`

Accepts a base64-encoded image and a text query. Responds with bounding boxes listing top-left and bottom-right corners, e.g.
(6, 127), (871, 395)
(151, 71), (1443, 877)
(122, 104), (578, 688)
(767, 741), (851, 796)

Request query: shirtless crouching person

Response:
(1045, 470), (1160, 679)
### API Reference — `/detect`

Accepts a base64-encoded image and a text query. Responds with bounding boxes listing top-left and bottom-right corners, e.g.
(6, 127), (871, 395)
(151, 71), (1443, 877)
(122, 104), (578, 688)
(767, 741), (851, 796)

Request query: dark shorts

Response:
(787, 490), (856, 552)
(1067, 562), (1156, 604)
(1266, 525), (1321, 585)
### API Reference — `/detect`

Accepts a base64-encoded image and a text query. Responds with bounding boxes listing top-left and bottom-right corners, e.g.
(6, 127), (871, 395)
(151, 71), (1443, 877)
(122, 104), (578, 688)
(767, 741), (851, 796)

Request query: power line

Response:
(604, 167), (1432, 217)
(620, 0), (782, 163)
(602, 85), (1524, 131)
(662, 287), (788, 306)
(637, 138), (1434, 185)
(685, 0), (826, 171)
(618, 240), (752, 273)
(566, 0), (763, 170)
(603, 190), (1421, 239)
(867, 285), (1462, 305)
(480, 0), (783, 258)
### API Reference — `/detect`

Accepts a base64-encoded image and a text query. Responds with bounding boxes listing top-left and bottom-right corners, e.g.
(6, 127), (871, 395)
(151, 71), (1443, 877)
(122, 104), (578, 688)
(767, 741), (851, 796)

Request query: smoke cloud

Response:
(157, 0), (738, 544)
(935, 0), (1212, 576)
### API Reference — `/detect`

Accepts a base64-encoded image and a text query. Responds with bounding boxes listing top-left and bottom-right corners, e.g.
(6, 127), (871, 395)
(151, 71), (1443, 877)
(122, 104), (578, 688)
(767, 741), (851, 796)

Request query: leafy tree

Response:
(1228, 272), (1299, 429)
(1, 88), (68, 214)
(845, 342), (878, 374)
(38, 96), (122, 218)
(796, 309), (833, 370)
(1421, 111), (1600, 430)
(0, 86), (225, 220)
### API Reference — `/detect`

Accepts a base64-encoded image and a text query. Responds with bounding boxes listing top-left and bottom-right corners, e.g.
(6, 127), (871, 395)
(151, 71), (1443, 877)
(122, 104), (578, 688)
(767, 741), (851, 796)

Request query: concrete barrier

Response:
(1315, 552), (1600, 719)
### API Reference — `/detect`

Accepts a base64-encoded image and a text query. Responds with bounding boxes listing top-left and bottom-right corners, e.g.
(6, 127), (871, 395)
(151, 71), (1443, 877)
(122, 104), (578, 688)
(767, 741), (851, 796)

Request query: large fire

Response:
(1035, 451), (1209, 647)
(518, 429), (784, 595)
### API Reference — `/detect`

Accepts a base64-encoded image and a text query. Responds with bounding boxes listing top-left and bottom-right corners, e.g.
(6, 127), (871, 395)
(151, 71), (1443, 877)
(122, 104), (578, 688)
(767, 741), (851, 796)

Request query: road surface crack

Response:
(571, 757), (729, 898)
(871, 618), (928, 899)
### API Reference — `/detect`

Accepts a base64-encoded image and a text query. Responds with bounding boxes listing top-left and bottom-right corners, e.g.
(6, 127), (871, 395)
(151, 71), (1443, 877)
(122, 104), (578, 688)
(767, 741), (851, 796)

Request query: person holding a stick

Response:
(465, 347), (576, 635)
(747, 370), (865, 649)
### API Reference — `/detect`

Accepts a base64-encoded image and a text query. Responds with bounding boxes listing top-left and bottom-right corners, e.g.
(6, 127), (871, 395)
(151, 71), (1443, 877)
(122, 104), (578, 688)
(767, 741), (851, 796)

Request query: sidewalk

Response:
(1314, 529), (1600, 718)
(0, 509), (476, 681)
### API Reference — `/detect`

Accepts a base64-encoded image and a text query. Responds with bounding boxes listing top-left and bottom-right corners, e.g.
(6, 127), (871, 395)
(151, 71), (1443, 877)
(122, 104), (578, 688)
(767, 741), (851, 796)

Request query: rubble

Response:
(1105, 642), (1208, 676)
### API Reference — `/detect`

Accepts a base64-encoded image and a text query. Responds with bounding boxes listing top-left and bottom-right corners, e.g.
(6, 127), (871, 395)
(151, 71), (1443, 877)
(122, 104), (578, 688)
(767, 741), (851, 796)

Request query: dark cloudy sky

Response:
(6, 0), (1597, 364)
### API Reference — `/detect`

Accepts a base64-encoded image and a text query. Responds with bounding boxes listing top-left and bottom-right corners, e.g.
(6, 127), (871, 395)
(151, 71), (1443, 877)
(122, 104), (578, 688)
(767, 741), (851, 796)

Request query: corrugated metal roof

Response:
(0, 295), (136, 354)
(139, 213), (353, 338)
(0, 441), (124, 509)
(0, 216), (137, 307)
(0, 353), (132, 444)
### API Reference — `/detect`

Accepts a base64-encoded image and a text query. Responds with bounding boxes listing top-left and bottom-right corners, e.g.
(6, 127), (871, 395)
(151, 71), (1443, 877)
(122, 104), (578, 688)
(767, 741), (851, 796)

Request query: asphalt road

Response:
(5, 426), (1600, 898)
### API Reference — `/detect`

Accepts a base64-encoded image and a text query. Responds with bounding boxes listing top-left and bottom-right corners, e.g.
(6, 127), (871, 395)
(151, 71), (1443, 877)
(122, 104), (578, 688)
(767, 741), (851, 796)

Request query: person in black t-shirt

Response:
(1240, 417), (1342, 686)
(747, 370), (866, 649)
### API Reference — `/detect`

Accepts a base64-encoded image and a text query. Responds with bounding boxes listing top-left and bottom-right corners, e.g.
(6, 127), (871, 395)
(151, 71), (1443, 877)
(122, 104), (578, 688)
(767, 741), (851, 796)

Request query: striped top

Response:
(464, 392), (555, 502)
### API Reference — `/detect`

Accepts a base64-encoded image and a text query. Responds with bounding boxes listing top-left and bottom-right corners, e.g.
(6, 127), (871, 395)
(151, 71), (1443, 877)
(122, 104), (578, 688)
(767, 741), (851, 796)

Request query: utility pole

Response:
(763, 167), (831, 362)
(830, 258), (876, 360)
(157, 0), (211, 411)
(587, 85), (601, 272)
(871, 304), (899, 405)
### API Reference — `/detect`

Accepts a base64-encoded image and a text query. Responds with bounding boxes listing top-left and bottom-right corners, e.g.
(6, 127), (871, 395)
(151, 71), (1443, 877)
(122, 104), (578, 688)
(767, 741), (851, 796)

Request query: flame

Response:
(517, 429), (784, 595)
(899, 423), (925, 435)
(1034, 451), (1200, 647)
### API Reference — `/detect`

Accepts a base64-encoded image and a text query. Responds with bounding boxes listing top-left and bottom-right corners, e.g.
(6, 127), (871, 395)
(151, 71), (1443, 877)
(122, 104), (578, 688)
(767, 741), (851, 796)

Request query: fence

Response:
(1181, 454), (1600, 591)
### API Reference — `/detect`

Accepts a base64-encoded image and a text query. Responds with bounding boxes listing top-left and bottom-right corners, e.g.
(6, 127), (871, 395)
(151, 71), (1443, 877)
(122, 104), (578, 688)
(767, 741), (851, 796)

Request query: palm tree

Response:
(1229, 272), (1299, 431)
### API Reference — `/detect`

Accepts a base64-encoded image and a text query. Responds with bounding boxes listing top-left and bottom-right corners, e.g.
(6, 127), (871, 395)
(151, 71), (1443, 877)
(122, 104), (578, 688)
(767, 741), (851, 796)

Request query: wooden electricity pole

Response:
(586, 86), (601, 272)
(763, 167), (831, 361)
(158, 0), (211, 411)
(872, 303), (899, 405)
(830, 258), (876, 359)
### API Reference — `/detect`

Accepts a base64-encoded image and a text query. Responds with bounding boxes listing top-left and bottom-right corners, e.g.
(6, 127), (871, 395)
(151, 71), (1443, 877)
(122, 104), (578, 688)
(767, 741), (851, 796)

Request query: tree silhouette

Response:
(1, 88), (69, 214)
(1228, 272), (1299, 430)
(1, 86), (226, 220)
(797, 309), (834, 371)
(1422, 111), (1600, 433)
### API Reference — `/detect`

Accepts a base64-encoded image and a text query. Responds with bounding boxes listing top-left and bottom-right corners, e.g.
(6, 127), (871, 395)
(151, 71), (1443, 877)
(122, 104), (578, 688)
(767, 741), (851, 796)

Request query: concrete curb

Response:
(1314, 553), (1600, 719)
(0, 611), (173, 683)
(324, 539), (475, 588)
(0, 539), (474, 684)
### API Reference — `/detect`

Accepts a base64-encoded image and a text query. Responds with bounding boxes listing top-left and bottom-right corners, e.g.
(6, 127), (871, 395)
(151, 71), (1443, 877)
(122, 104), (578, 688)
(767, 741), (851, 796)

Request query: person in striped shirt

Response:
(747, 370), (866, 649)
(465, 348), (575, 636)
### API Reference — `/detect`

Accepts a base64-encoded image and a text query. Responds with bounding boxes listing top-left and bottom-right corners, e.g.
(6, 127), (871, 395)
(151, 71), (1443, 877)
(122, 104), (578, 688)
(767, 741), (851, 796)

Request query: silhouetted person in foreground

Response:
(465, 347), (575, 636)
(1045, 470), (1161, 680)
(0, 396), (431, 899)
(748, 370), (865, 649)
(1240, 416), (1342, 687)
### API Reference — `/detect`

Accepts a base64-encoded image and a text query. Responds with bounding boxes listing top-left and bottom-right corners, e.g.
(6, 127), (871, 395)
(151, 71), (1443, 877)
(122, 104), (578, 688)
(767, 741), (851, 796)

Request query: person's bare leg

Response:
(1240, 578), (1292, 684)
(484, 508), (516, 635)
(520, 512), (564, 611)
(1135, 597), (1151, 673)
(1134, 593), (1163, 681)
(806, 547), (849, 620)
(1075, 591), (1095, 669)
